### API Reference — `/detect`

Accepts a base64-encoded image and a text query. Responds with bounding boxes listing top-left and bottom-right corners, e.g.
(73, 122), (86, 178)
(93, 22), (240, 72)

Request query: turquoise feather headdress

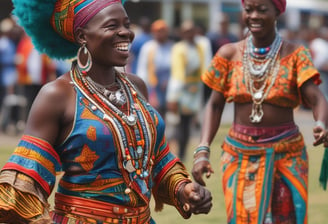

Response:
(12, 0), (127, 59)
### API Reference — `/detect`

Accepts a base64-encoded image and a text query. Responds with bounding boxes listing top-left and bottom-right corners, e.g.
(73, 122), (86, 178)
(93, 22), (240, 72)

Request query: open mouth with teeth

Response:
(250, 24), (262, 28)
(115, 42), (131, 51)
(248, 23), (264, 33)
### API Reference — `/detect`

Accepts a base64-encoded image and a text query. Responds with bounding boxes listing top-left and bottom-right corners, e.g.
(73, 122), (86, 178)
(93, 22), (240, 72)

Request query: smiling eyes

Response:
(244, 6), (268, 14)
(105, 21), (131, 30)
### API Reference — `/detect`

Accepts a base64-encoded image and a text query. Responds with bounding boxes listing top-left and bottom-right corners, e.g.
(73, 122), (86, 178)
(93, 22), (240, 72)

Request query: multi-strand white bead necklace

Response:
(243, 33), (283, 123)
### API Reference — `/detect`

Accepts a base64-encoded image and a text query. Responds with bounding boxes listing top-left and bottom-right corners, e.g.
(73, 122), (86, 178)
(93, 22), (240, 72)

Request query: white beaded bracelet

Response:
(316, 120), (326, 130)
(193, 157), (210, 165)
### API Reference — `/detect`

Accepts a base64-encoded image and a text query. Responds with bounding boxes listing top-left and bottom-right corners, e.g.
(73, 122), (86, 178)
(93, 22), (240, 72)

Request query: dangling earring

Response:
(77, 43), (92, 74)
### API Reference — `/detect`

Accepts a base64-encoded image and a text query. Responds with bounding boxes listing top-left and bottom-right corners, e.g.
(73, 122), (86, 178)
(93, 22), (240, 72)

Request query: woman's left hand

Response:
(178, 182), (212, 216)
(313, 122), (328, 147)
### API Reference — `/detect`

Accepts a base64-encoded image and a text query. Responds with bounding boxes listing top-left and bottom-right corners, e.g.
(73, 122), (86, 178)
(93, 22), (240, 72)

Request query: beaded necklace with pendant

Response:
(243, 33), (283, 123)
(85, 76), (127, 107)
(71, 66), (156, 196)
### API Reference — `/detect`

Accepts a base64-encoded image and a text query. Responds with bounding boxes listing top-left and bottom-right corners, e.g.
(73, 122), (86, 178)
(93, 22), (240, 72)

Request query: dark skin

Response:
(192, 0), (328, 186)
(23, 3), (211, 217)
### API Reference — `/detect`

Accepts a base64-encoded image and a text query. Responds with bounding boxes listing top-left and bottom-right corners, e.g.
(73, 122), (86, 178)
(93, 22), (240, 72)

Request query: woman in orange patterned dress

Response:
(192, 0), (328, 223)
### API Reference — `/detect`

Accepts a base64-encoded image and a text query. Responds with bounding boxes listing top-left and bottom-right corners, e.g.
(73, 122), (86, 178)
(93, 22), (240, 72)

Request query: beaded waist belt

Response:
(53, 192), (151, 224)
(230, 122), (299, 143)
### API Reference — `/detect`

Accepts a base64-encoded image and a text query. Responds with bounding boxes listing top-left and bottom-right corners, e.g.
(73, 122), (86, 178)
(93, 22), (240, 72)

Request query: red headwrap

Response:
(241, 0), (286, 14)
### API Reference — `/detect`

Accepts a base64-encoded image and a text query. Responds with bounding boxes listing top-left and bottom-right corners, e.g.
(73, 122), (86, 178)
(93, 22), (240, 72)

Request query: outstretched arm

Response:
(0, 76), (72, 223)
(300, 79), (328, 146)
(192, 90), (226, 186)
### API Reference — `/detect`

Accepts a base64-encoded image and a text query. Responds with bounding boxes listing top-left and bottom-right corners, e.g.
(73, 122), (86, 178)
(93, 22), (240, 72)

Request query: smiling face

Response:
(77, 3), (134, 68)
(242, 0), (278, 46)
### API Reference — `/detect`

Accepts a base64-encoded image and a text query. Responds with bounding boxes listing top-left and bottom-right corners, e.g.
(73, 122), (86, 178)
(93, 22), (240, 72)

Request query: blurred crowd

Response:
(1, 14), (328, 161)
(0, 16), (71, 135)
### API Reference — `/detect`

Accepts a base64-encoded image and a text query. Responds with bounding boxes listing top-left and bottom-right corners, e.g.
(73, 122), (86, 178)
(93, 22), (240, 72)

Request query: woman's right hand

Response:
(191, 153), (214, 186)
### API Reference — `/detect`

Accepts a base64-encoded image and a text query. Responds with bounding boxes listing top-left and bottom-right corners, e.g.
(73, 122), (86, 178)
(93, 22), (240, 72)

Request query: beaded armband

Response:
(1, 135), (61, 196)
(152, 162), (192, 218)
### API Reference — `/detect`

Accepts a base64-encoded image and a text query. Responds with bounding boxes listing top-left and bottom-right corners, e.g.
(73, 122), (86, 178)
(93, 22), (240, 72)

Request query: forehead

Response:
(243, 0), (274, 7)
(86, 3), (128, 25)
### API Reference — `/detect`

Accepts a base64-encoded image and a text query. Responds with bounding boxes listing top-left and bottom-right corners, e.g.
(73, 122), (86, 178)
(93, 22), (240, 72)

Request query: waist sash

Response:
(52, 193), (151, 224)
(221, 128), (307, 223)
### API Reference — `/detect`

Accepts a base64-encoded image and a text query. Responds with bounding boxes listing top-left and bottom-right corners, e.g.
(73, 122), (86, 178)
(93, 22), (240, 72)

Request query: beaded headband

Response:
(241, 0), (286, 14)
(12, 0), (127, 59)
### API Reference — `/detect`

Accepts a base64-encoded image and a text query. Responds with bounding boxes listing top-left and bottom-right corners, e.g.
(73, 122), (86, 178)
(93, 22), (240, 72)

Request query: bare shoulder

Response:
(125, 72), (148, 99)
(280, 40), (302, 57)
(28, 72), (75, 121)
(217, 40), (244, 60)
(37, 72), (74, 104)
(24, 72), (75, 144)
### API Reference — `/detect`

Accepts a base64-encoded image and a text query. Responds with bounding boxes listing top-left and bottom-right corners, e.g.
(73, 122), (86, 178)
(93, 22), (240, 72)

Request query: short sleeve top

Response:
(202, 45), (321, 108)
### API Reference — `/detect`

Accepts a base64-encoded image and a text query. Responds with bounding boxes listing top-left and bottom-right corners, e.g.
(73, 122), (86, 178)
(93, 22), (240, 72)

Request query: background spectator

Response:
(128, 16), (152, 74)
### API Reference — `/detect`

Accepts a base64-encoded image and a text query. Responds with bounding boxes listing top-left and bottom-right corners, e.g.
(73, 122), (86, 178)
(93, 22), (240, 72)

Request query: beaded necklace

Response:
(252, 46), (271, 56)
(85, 76), (127, 107)
(250, 39), (272, 58)
(246, 34), (282, 77)
(243, 33), (283, 123)
(70, 65), (156, 198)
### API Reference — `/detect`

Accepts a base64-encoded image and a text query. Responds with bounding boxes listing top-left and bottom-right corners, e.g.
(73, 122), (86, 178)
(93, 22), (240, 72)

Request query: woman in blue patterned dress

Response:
(0, 0), (212, 223)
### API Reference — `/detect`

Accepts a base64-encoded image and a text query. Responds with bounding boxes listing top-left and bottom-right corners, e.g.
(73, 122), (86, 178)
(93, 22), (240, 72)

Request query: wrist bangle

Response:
(175, 179), (192, 217)
(316, 120), (326, 130)
(194, 146), (210, 155)
(193, 156), (210, 165)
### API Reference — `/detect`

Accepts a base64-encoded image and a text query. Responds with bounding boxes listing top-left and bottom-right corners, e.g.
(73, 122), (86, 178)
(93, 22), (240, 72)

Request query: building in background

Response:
(124, 0), (328, 35)
(2, 0), (328, 40)
(125, 0), (242, 37)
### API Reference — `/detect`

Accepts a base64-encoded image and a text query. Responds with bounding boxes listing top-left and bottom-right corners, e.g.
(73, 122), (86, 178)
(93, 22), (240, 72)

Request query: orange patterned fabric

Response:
(221, 130), (308, 223)
(202, 45), (321, 108)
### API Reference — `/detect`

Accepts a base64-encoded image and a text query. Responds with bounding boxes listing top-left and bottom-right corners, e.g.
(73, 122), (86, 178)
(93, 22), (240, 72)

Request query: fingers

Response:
(192, 168), (206, 186)
(313, 126), (328, 146)
(194, 175), (206, 186)
(192, 163), (214, 186)
(189, 198), (212, 214)
(192, 200), (212, 215)
(188, 183), (210, 203)
(205, 164), (214, 178)
(313, 132), (328, 146)
(186, 184), (213, 215)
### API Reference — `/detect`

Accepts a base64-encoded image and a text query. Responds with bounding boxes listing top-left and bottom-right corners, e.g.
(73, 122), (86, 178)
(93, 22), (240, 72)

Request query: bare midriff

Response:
(234, 103), (294, 127)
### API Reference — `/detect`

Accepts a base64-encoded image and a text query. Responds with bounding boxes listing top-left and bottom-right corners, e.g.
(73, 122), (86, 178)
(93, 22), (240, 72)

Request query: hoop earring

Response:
(77, 43), (92, 73)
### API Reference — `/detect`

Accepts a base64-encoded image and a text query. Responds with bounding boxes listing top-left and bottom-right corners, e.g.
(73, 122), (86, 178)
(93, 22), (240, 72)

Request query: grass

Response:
(1, 123), (328, 223)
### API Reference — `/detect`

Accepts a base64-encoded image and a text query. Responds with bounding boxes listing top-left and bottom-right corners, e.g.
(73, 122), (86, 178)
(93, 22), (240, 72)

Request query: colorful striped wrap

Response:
(221, 127), (308, 224)
(1, 135), (62, 196)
